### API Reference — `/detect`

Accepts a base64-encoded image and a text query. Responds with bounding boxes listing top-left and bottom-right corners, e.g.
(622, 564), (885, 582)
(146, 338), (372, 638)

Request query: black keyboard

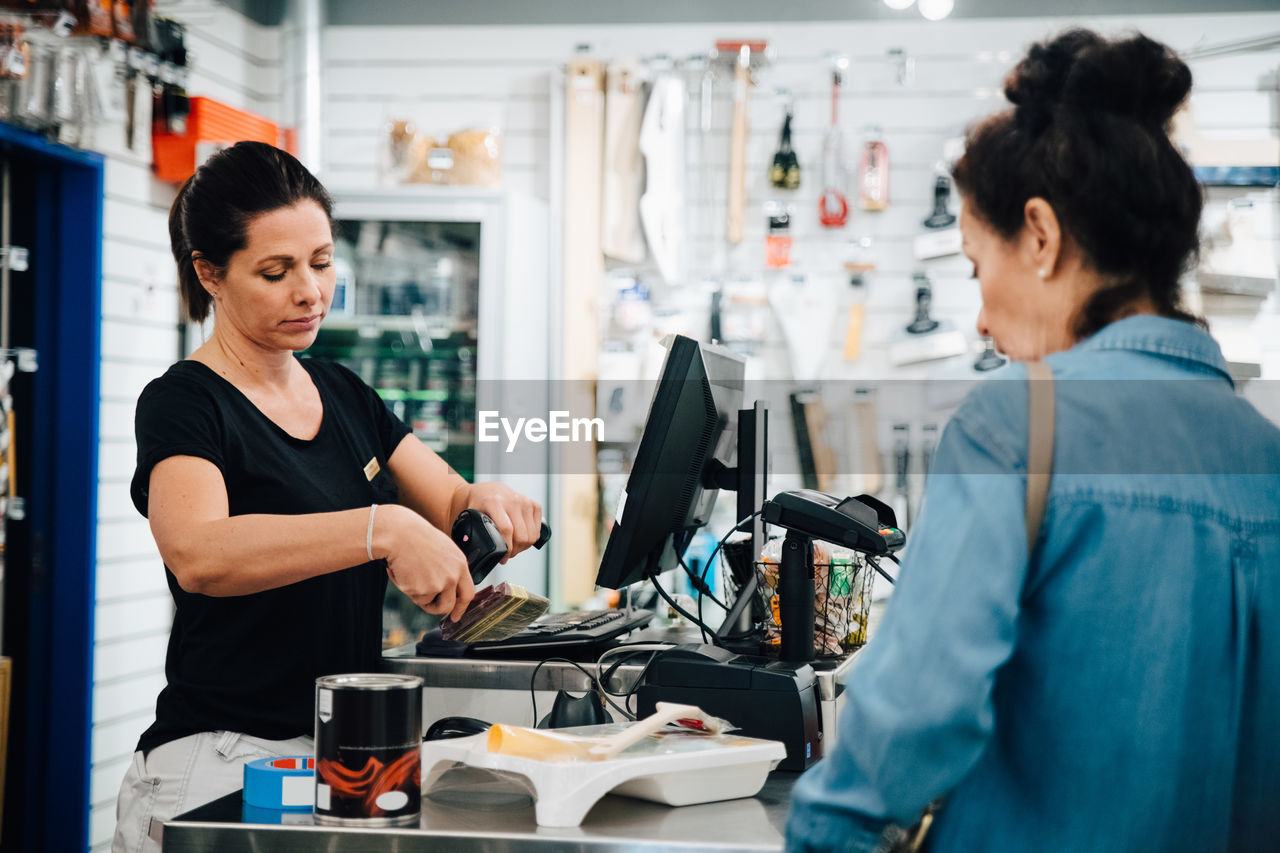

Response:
(467, 608), (654, 658)
(526, 609), (626, 635)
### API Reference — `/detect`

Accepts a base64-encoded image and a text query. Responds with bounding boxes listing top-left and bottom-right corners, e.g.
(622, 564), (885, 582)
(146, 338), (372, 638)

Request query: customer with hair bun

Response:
(112, 141), (542, 853)
(786, 29), (1280, 853)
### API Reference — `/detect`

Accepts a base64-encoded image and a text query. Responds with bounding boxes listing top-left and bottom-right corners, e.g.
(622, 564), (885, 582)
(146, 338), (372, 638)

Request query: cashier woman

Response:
(786, 29), (1280, 853)
(111, 141), (542, 853)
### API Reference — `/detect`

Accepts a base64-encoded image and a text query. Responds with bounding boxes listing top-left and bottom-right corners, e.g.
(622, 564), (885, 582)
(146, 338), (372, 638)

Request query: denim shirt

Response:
(786, 316), (1280, 853)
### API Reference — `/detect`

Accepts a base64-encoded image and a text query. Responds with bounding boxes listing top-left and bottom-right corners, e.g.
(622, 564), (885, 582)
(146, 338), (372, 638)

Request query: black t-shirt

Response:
(130, 358), (411, 754)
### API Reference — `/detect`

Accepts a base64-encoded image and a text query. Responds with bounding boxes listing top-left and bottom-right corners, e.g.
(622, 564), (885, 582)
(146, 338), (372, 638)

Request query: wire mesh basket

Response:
(753, 553), (874, 657)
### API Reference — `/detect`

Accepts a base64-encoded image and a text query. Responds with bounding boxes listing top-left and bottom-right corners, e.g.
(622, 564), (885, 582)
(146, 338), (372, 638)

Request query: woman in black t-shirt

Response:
(112, 141), (542, 853)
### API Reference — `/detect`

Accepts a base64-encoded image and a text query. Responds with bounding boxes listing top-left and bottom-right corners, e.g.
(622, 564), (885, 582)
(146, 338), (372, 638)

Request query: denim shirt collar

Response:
(1071, 314), (1234, 386)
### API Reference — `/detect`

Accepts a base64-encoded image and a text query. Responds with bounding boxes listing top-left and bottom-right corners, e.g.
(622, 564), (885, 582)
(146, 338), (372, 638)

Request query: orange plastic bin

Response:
(152, 97), (283, 183)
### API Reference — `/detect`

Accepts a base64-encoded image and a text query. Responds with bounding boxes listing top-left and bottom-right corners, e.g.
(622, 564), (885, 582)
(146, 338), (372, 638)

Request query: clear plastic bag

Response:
(445, 126), (501, 186)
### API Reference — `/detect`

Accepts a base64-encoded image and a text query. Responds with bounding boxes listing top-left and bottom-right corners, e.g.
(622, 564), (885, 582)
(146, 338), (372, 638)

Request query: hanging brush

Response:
(439, 582), (550, 643)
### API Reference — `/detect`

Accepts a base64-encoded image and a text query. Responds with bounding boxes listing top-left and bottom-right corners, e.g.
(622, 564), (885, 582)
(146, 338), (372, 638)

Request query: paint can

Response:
(313, 673), (423, 826)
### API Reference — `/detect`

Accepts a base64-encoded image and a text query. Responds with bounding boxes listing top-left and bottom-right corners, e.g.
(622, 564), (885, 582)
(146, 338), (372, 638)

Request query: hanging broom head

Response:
(710, 39), (773, 78)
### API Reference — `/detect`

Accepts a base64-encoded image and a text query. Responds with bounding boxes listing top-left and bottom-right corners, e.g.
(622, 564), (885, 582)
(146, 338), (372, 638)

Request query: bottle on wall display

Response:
(858, 127), (889, 211)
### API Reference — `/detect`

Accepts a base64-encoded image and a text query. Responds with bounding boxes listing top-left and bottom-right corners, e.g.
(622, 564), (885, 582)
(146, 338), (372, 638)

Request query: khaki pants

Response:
(112, 730), (313, 853)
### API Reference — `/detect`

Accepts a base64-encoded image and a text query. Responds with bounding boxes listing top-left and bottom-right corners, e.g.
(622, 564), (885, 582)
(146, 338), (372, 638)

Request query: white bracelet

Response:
(366, 504), (378, 562)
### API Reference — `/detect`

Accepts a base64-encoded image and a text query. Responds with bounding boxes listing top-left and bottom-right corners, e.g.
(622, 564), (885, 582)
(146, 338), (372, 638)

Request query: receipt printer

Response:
(635, 643), (822, 771)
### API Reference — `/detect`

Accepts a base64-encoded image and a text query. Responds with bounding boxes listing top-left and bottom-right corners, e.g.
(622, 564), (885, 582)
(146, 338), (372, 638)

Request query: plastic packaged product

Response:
(765, 204), (793, 269)
(384, 119), (417, 184)
(446, 127), (502, 186)
(406, 135), (450, 185)
(858, 130), (890, 211)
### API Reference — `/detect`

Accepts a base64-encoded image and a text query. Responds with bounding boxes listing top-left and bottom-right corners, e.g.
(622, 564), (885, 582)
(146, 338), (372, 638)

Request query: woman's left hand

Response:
(463, 483), (543, 563)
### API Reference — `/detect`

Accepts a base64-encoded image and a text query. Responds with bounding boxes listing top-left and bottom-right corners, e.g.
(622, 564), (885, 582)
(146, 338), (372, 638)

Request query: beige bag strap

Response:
(1025, 361), (1055, 554)
(891, 362), (1055, 853)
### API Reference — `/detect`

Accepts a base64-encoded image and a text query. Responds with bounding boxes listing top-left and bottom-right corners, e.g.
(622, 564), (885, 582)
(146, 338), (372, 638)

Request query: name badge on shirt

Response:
(363, 457), (380, 481)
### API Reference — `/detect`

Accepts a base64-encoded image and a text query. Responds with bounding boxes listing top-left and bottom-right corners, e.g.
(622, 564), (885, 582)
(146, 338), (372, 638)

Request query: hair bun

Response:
(1007, 29), (1192, 130)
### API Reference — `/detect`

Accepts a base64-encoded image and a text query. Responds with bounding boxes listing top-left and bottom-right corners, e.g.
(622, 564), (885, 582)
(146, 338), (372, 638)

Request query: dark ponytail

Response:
(168, 174), (210, 323)
(952, 29), (1205, 339)
(167, 141), (333, 323)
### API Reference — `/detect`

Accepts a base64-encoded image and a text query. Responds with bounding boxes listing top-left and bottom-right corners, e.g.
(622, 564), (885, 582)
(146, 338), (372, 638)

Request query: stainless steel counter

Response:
(382, 628), (860, 736)
(162, 768), (800, 852)
(162, 632), (858, 851)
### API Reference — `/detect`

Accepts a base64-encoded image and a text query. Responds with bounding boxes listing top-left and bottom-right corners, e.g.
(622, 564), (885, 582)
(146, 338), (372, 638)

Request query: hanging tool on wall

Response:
(842, 235), (876, 361)
(843, 273), (866, 360)
(715, 39), (770, 245)
(858, 125), (890, 211)
(150, 17), (189, 137)
(913, 153), (961, 259)
(770, 91), (800, 190)
(850, 387), (883, 497)
(889, 273), (968, 367)
(819, 55), (849, 228)
(562, 48), (607, 602)
(602, 58), (649, 264)
(922, 174), (956, 229)
(892, 423), (911, 530)
(769, 272), (839, 382)
(639, 57), (687, 286)
(974, 336), (1007, 372)
(906, 275), (940, 334)
(683, 53), (720, 273)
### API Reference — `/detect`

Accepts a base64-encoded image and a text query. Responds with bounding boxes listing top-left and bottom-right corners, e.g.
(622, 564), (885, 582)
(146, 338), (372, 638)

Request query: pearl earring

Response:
(1037, 268), (1047, 279)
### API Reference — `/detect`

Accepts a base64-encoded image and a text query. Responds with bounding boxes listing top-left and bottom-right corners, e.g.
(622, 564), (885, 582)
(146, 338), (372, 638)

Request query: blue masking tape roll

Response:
(242, 801), (316, 825)
(243, 755), (315, 811)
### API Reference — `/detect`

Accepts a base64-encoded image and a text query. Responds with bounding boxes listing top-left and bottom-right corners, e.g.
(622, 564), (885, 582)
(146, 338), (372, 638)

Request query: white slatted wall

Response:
(321, 12), (1280, 389)
(78, 7), (1279, 850)
(87, 5), (279, 849)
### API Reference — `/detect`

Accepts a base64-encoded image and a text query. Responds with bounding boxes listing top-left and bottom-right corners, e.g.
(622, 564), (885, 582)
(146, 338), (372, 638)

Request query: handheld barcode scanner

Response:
(451, 509), (552, 585)
(761, 490), (904, 663)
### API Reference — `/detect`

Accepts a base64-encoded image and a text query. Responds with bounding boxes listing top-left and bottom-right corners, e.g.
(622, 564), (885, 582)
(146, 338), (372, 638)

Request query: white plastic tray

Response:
(421, 723), (786, 827)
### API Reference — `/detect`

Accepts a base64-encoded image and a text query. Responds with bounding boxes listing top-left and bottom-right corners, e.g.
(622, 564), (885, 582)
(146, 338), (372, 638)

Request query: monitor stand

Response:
(703, 401), (768, 644)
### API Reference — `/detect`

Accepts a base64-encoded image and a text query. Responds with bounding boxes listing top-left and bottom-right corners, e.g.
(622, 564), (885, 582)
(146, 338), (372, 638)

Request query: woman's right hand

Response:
(374, 504), (474, 621)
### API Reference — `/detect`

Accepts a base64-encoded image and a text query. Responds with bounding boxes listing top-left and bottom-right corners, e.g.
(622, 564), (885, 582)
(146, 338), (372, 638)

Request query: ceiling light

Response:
(918, 0), (954, 20)
(883, 0), (916, 10)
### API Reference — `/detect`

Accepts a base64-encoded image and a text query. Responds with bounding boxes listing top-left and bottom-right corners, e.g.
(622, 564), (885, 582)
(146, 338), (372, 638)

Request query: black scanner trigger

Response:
(452, 509), (507, 585)
(452, 511), (554, 585)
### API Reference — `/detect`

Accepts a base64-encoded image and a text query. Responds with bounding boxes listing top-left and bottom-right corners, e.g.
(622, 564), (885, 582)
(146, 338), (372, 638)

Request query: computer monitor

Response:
(596, 334), (766, 597)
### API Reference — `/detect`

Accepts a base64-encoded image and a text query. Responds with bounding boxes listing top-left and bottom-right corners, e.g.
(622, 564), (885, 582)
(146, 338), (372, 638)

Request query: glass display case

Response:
(307, 218), (482, 482)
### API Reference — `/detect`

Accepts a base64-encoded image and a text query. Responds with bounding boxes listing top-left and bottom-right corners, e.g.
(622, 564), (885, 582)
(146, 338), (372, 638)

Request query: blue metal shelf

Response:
(1, 118), (102, 853)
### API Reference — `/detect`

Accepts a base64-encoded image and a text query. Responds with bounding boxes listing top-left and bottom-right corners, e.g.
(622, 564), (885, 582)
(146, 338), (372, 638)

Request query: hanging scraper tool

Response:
(714, 39), (771, 245)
